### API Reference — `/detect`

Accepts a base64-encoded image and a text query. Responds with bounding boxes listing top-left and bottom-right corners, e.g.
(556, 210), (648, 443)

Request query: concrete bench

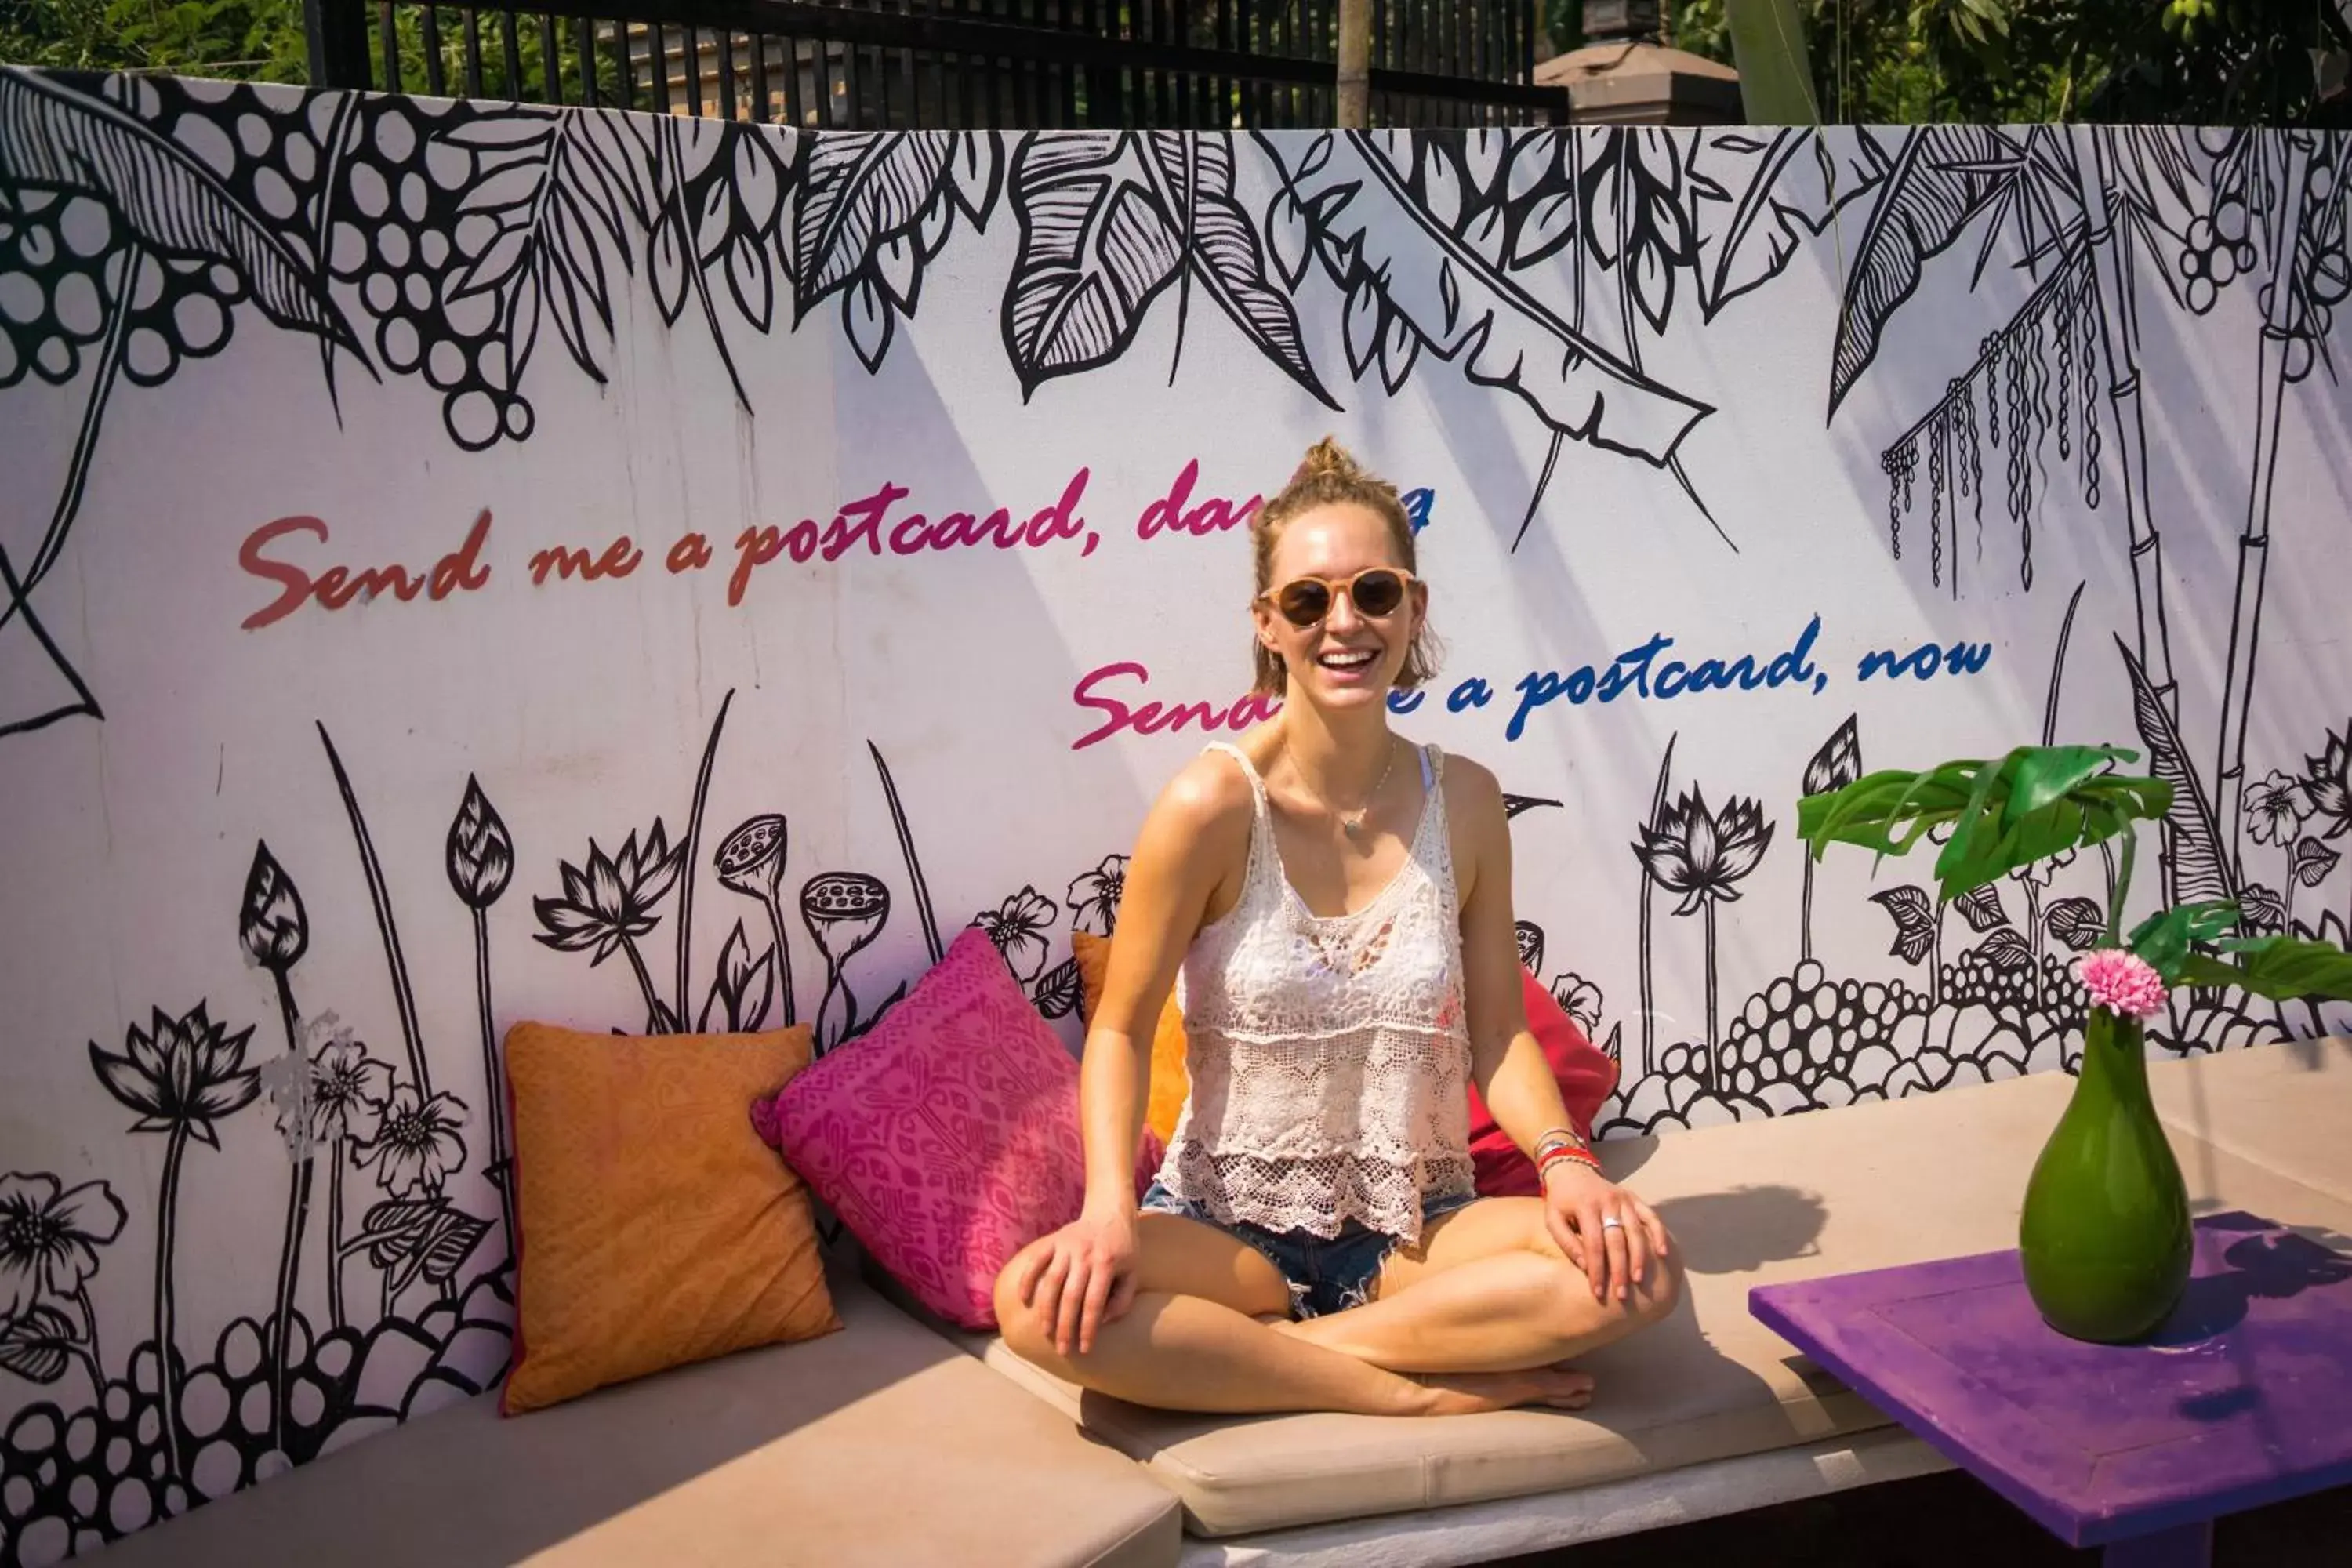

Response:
(92, 1038), (2352, 1568)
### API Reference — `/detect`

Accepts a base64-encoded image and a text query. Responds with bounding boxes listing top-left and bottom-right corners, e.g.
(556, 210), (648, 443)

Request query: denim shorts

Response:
(1138, 1179), (1481, 1319)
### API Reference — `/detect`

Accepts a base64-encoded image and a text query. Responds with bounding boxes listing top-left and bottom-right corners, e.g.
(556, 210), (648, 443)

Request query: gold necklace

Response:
(1295, 737), (1399, 840)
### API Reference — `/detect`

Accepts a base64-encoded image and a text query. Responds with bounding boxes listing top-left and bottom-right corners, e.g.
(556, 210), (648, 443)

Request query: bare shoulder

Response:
(1438, 750), (1507, 826)
(1435, 749), (1510, 900)
(1140, 747), (1256, 857)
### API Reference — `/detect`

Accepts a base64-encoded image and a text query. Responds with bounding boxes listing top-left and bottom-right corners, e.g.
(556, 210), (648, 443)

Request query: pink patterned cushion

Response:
(754, 927), (1162, 1331)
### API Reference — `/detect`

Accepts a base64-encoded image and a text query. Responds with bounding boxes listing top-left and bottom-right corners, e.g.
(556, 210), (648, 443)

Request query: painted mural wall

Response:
(2, 67), (2349, 1563)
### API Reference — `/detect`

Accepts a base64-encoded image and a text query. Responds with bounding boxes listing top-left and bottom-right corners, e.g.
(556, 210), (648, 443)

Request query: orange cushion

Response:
(501, 1022), (840, 1414)
(1071, 931), (1190, 1147)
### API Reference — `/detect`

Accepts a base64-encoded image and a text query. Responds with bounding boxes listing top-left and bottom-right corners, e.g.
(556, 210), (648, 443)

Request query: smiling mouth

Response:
(1318, 648), (1379, 671)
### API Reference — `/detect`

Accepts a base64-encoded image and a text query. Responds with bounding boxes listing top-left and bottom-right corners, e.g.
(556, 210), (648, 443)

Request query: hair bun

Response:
(1293, 436), (1359, 485)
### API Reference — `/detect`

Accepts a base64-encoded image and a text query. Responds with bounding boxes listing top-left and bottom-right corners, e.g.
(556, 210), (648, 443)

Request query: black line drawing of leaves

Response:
(0, 68), (361, 355)
(2239, 882), (2286, 935)
(416, 1204), (492, 1287)
(1871, 884), (1937, 964)
(2118, 637), (2238, 906)
(1033, 955), (1083, 1021)
(1503, 793), (1563, 818)
(1583, 129), (1694, 335)
(0, 1304), (77, 1384)
(354, 1197), (441, 1271)
(800, 133), (948, 303)
(1690, 128), (1894, 320)
(1142, 133), (1330, 404)
(1004, 132), (1185, 393)
(2044, 895), (2106, 951)
(797, 132), (993, 373)
(2294, 836), (2341, 888)
(699, 919), (777, 1033)
(1953, 883), (2010, 934)
(1976, 927), (2034, 975)
(1828, 126), (2020, 415)
(1263, 130), (1711, 467)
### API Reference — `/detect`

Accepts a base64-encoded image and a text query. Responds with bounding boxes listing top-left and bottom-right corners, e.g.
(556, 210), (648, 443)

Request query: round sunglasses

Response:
(1260, 568), (1417, 629)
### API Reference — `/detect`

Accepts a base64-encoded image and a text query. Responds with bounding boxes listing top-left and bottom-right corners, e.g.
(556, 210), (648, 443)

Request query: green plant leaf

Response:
(2184, 936), (2352, 1002)
(2125, 900), (2241, 982)
(1798, 747), (2165, 905)
(2002, 746), (2135, 829)
(1724, 0), (1822, 125)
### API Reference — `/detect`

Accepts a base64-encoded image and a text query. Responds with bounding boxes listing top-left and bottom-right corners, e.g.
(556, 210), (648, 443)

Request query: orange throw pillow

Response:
(1071, 931), (1190, 1146)
(501, 1022), (840, 1414)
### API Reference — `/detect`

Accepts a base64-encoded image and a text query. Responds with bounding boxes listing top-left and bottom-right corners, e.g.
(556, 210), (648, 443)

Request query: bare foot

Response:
(1409, 1363), (1595, 1416)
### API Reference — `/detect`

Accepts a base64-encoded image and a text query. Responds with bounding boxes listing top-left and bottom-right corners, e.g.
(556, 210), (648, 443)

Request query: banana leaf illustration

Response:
(1260, 129), (1709, 470)
(1689, 126), (1893, 320)
(2, 67), (361, 739)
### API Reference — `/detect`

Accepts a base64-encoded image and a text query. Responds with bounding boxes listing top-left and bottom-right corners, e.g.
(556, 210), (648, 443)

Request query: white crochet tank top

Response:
(1156, 741), (1476, 1243)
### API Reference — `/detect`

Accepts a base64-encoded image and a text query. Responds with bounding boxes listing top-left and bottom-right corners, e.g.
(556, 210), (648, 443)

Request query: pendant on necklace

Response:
(1343, 813), (1367, 840)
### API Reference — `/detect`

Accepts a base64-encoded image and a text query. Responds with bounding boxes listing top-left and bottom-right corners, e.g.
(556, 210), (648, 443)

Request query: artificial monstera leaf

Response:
(1798, 746), (2167, 906)
(2176, 937), (2352, 1004)
(2125, 901), (2241, 984)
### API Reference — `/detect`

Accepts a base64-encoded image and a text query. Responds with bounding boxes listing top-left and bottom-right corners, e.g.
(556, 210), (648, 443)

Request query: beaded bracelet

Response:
(1537, 1143), (1602, 1181)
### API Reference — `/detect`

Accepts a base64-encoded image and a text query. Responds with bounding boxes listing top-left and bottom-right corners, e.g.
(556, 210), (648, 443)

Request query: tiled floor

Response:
(1496, 1472), (2352, 1566)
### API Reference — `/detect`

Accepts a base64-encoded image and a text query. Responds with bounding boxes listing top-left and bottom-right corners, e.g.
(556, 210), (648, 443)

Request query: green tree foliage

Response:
(1660, 0), (2351, 125)
(1, 0), (309, 81)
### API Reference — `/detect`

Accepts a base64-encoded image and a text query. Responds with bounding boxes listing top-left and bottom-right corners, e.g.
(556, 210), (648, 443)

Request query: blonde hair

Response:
(1250, 437), (1440, 697)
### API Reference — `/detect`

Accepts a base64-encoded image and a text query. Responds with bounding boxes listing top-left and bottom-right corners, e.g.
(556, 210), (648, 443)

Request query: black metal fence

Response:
(303, 0), (1566, 128)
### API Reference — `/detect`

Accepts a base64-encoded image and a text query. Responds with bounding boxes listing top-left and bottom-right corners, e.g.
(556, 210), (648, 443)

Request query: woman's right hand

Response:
(1011, 1204), (1140, 1356)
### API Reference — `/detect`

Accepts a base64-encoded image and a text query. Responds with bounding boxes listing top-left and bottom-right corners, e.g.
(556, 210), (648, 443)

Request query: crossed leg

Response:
(993, 1198), (1681, 1417)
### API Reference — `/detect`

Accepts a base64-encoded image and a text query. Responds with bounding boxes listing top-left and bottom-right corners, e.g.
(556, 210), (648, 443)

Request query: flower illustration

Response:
(2303, 725), (2351, 839)
(2075, 949), (2168, 1020)
(86, 1000), (255, 1481)
(2244, 770), (2311, 848)
(1065, 855), (1128, 937)
(89, 1002), (263, 1146)
(803, 872), (891, 964)
(973, 887), (1058, 982)
(239, 840), (309, 973)
(1632, 786), (1774, 916)
(535, 823), (685, 964)
(1550, 972), (1604, 1036)
(716, 813), (788, 897)
(801, 872), (891, 1048)
(536, 822), (686, 1027)
(354, 1084), (469, 1199)
(717, 813), (797, 1028)
(1803, 714), (1864, 797)
(1632, 785), (1771, 1069)
(0, 1173), (125, 1319)
(310, 1032), (392, 1145)
(446, 775), (514, 909)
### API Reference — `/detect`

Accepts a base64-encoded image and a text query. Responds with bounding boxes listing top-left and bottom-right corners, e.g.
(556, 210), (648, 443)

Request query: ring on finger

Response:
(1599, 1215), (1625, 1231)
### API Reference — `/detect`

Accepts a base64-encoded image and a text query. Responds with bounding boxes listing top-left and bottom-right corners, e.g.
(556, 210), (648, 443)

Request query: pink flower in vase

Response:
(2074, 949), (2169, 1019)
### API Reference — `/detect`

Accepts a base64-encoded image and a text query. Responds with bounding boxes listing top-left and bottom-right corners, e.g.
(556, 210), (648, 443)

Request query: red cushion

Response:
(1465, 967), (1621, 1197)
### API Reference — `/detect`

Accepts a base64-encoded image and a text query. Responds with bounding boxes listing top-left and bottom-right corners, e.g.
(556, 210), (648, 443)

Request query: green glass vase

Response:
(2017, 1007), (2192, 1343)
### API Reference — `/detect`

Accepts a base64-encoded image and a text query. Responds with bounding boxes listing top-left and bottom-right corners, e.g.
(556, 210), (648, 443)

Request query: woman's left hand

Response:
(1541, 1162), (1669, 1305)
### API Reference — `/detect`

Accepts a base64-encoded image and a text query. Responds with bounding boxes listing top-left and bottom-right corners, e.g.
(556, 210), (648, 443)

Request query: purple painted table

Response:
(1749, 1213), (2352, 1566)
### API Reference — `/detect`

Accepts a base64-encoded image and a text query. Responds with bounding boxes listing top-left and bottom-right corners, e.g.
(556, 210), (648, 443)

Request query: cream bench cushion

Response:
(95, 1265), (1181, 1568)
(962, 1047), (2352, 1538)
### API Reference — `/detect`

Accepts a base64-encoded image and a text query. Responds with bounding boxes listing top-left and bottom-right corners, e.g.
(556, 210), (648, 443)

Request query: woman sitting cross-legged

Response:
(994, 439), (1682, 1417)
